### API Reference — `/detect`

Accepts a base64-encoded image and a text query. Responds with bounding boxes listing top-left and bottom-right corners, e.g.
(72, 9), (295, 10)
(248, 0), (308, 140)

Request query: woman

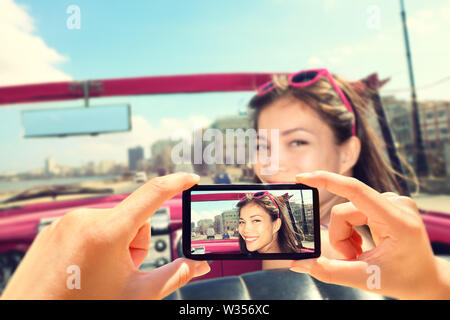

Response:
(236, 191), (303, 254)
(248, 69), (417, 263)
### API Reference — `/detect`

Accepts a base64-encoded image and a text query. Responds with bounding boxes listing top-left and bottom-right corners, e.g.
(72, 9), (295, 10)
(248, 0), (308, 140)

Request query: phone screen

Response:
(182, 184), (320, 260)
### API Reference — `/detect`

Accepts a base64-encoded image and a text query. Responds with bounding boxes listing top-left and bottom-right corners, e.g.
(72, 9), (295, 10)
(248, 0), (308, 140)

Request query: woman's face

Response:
(238, 202), (280, 253)
(254, 96), (348, 208)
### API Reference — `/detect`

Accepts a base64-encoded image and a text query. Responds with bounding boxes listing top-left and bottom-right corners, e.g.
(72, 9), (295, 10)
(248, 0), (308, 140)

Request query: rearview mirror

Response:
(22, 104), (131, 138)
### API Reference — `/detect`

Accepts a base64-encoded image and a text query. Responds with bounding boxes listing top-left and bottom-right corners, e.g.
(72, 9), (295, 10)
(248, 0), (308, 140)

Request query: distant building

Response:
(290, 202), (303, 224)
(382, 96), (450, 146)
(288, 201), (314, 239)
(382, 96), (450, 175)
(150, 139), (180, 158)
(45, 157), (57, 175)
(209, 115), (254, 167)
(85, 161), (97, 176)
(222, 209), (239, 233)
(419, 101), (450, 144)
(197, 219), (214, 234)
(214, 215), (224, 234)
(98, 160), (116, 175)
(128, 146), (144, 171)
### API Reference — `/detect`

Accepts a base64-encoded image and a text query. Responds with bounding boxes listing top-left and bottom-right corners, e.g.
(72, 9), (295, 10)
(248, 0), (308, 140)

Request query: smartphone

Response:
(182, 183), (320, 260)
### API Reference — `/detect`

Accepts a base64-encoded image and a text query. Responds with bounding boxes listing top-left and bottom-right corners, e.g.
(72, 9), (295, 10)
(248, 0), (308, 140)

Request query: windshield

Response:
(0, 92), (255, 206)
(1, 0), (449, 212)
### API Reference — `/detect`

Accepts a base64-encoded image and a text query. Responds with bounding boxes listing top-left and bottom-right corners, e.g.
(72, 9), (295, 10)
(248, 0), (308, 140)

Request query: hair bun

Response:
(279, 193), (293, 203)
(350, 73), (390, 97)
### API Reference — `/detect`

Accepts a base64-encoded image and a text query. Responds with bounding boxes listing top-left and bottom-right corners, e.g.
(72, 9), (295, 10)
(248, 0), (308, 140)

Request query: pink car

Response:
(0, 191), (263, 291)
(0, 73), (449, 299)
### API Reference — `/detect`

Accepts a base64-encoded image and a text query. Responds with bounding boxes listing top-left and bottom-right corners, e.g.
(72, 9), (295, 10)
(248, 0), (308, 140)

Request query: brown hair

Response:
(236, 192), (303, 254)
(248, 73), (418, 195)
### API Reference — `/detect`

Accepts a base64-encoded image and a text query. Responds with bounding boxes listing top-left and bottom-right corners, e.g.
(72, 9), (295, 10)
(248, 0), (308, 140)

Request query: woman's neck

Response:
(258, 234), (281, 253)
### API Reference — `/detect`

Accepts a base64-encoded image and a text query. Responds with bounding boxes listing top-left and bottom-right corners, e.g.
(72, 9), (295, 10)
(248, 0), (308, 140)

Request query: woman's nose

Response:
(243, 223), (254, 234)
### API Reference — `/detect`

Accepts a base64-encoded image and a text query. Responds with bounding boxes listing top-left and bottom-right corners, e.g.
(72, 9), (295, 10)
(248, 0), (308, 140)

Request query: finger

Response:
(381, 191), (419, 213)
(389, 196), (420, 215)
(381, 193), (420, 218)
(296, 171), (403, 225)
(290, 257), (371, 291)
(113, 172), (200, 234)
(381, 192), (399, 198)
(329, 202), (366, 259)
(45, 216), (62, 233)
(351, 227), (363, 246)
(133, 258), (210, 300)
(129, 222), (151, 268)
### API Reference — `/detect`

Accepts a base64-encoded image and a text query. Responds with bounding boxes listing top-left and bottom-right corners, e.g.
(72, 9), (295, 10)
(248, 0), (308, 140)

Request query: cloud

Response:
(407, 9), (439, 36)
(191, 209), (222, 225)
(308, 56), (342, 67)
(0, 110), (212, 174)
(300, 2), (450, 100)
(0, 0), (72, 86)
(62, 114), (212, 165)
(406, 4), (450, 37)
(328, 56), (342, 65)
(307, 56), (324, 66)
(323, 0), (337, 11)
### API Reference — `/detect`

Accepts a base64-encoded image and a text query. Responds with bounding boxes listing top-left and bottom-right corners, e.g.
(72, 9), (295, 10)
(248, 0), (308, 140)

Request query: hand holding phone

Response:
(183, 183), (320, 260)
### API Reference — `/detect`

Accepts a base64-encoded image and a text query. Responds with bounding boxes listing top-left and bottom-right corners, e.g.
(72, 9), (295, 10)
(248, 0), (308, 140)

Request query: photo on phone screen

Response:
(182, 184), (320, 260)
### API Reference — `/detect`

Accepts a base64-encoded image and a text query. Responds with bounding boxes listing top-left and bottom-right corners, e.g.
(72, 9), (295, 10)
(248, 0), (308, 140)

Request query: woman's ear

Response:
(273, 218), (282, 234)
(338, 136), (361, 175)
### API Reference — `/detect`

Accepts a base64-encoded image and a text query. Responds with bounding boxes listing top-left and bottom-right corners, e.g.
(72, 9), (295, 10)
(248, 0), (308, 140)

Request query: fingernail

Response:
(296, 172), (313, 179)
(194, 261), (210, 277)
(189, 173), (200, 182)
(290, 259), (315, 273)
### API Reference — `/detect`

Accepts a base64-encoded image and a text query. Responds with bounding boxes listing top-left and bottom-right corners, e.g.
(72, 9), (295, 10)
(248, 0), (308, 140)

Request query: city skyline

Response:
(1, 0), (450, 174)
(128, 146), (144, 171)
(0, 156), (128, 180)
(4, 93), (450, 179)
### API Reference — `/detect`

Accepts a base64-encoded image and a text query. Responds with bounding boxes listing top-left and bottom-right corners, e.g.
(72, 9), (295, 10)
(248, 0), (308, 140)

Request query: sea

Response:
(0, 175), (118, 194)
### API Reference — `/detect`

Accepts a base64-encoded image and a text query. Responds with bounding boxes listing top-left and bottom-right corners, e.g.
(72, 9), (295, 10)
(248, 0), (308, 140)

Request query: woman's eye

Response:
(289, 140), (308, 147)
(252, 220), (261, 223)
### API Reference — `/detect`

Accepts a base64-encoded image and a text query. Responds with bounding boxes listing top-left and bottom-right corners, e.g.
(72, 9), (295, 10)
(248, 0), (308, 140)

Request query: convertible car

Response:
(0, 73), (449, 299)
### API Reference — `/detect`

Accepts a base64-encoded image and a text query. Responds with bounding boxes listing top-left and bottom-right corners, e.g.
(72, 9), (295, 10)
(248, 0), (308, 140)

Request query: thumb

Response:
(132, 258), (210, 300)
(290, 257), (372, 291)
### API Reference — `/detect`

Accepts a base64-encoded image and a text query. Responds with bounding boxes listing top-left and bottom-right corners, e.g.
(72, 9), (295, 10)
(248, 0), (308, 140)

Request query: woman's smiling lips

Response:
(244, 236), (258, 243)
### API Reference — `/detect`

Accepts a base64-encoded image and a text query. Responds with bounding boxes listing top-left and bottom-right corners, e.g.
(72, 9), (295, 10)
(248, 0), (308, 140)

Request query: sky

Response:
(1, 0), (449, 174)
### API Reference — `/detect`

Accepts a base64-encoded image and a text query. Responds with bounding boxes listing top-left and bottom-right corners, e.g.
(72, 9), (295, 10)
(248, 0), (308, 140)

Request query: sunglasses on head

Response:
(257, 68), (356, 136)
(239, 191), (280, 219)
